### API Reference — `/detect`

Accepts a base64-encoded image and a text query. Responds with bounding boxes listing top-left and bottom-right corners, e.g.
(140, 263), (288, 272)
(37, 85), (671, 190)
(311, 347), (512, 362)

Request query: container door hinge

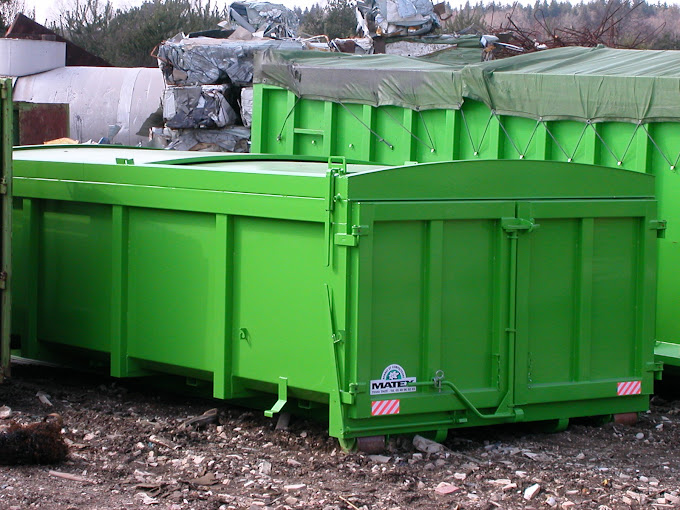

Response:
(348, 382), (366, 395)
(334, 225), (369, 247)
(646, 361), (663, 373)
(502, 217), (539, 234)
(328, 156), (347, 175)
(339, 391), (354, 404)
(650, 220), (667, 238)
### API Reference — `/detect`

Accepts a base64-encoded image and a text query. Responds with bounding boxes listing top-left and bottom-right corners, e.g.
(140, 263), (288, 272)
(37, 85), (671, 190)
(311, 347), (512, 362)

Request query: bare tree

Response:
(0, 0), (35, 28)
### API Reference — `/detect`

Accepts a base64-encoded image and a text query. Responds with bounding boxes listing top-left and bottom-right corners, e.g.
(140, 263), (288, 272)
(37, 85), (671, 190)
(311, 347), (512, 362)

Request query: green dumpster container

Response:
(251, 47), (680, 368)
(12, 146), (660, 443)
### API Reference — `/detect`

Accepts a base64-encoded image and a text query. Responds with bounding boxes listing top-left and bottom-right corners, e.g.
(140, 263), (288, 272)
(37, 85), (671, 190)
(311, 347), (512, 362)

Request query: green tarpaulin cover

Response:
(255, 46), (680, 123)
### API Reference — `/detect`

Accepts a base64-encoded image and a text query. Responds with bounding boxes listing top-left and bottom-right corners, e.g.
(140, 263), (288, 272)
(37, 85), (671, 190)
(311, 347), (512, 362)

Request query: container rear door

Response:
(351, 201), (515, 419)
(513, 200), (657, 405)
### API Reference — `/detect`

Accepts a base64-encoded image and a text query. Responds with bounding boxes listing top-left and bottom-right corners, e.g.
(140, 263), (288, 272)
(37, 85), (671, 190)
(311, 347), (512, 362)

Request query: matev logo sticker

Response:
(370, 364), (416, 395)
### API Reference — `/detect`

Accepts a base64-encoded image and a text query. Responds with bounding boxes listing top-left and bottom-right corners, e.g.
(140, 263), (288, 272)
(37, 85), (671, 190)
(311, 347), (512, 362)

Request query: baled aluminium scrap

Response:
(157, 35), (305, 86)
(356, 0), (439, 37)
(166, 125), (251, 152)
(229, 1), (300, 39)
(240, 86), (253, 127)
(163, 85), (238, 130)
(383, 34), (487, 60)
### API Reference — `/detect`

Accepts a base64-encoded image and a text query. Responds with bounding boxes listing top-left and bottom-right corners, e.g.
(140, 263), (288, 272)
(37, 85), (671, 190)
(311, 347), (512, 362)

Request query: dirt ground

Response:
(1, 363), (680, 510)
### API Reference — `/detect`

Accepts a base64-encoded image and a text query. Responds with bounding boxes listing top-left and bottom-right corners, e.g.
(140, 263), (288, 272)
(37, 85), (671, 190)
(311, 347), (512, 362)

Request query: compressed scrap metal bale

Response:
(240, 87), (253, 127)
(163, 85), (238, 129)
(167, 125), (251, 152)
(229, 1), (300, 39)
(157, 36), (305, 86)
(357, 0), (439, 38)
(382, 35), (487, 61)
(330, 37), (374, 54)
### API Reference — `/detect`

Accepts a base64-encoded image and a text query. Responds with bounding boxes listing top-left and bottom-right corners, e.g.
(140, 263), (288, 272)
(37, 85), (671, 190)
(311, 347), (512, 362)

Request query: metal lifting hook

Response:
(433, 370), (445, 393)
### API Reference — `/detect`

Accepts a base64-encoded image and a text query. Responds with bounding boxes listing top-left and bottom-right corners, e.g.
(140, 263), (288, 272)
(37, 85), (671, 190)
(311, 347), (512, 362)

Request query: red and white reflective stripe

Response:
(371, 399), (400, 416)
(617, 381), (642, 396)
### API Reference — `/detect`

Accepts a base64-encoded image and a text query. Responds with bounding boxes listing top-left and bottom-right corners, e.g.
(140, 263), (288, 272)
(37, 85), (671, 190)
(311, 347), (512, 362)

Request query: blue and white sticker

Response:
(370, 364), (416, 395)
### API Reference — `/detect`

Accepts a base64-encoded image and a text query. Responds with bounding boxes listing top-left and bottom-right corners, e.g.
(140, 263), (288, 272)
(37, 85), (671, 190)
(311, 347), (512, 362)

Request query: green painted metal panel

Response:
(38, 201), (112, 353)
(0, 80), (11, 383)
(126, 208), (218, 371)
(10, 149), (658, 439)
(350, 203), (514, 422)
(251, 85), (680, 367)
(231, 217), (332, 394)
(514, 202), (655, 405)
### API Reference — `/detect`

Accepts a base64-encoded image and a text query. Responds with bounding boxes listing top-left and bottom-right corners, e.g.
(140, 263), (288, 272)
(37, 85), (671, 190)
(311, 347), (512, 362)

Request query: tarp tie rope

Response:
(615, 122), (642, 167)
(589, 122), (623, 165)
(276, 96), (301, 142)
(417, 110), (436, 154)
(494, 112), (523, 158)
(542, 121), (589, 163)
(520, 119), (543, 159)
(542, 122), (570, 161)
(277, 95), (680, 171)
(460, 109), (493, 156)
(641, 123), (680, 170)
(338, 101), (394, 150)
(380, 107), (435, 152)
(491, 116), (680, 170)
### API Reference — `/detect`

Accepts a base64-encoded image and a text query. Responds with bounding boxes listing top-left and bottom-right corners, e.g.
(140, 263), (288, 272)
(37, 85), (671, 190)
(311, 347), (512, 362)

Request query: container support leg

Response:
(264, 376), (288, 418)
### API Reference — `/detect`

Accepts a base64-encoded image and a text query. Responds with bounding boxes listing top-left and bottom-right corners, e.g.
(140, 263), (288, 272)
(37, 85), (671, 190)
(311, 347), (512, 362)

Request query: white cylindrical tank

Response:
(13, 66), (164, 146)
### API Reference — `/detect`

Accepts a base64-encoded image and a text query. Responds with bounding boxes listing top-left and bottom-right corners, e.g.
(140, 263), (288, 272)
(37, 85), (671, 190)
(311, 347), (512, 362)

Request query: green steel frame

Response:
(0, 79), (11, 383)
(251, 85), (680, 368)
(11, 148), (660, 440)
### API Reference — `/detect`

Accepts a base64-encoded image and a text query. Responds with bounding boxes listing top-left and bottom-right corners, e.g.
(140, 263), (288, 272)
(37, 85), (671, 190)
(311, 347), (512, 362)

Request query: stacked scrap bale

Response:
(154, 2), (305, 152)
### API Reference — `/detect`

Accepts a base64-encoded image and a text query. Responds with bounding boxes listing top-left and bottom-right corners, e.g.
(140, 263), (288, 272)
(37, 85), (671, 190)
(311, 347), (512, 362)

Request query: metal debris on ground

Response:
(275, 411), (291, 431)
(413, 434), (445, 454)
(36, 390), (53, 406)
(48, 470), (96, 484)
(180, 408), (219, 429)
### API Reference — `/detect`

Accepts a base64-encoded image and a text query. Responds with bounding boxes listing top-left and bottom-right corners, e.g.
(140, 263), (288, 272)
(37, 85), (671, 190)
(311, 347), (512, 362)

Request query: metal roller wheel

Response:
(356, 435), (385, 454)
(614, 412), (638, 426)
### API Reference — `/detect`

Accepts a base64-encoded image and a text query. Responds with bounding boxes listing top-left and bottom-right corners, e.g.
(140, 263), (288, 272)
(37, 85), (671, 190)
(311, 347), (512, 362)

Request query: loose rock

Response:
(413, 435), (444, 454)
(524, 483), (541, 501)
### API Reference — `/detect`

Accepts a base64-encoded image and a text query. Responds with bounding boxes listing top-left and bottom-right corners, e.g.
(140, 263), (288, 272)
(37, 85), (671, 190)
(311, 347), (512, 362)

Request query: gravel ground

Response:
(1, 363), (680, 510)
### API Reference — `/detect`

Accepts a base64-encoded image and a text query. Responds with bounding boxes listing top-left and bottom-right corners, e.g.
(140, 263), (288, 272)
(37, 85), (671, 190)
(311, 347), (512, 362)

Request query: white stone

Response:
(524, 483), (541, 501)
(284, 484), (306, 491)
